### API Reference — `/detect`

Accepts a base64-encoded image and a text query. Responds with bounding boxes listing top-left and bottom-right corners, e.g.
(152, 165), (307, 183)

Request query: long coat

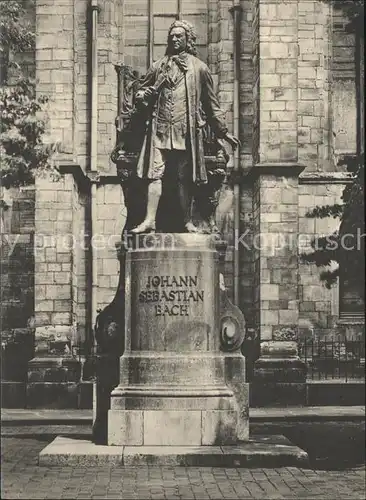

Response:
(136, 54), (228, 184)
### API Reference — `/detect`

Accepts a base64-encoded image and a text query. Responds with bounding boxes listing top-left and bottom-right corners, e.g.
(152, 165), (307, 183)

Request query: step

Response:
(38, 434), (309, 468)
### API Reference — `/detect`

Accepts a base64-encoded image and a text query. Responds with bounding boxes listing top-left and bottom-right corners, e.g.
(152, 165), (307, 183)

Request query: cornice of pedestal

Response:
(243, 162), (306, 184)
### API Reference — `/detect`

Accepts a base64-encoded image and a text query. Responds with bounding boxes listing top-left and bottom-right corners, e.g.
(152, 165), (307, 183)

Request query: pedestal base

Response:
(108, 352), (249, 445)
(38, 435), (309, 467)
(26, 357), (84, 408)
(251, 341), (307, 407)
(108, 409), (240, 446)
(1, 381), (26, 408)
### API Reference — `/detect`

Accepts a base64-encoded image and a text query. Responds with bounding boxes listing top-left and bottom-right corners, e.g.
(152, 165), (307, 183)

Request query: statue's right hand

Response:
(136, 88), (154, 103)
(135, 90), (145, 100)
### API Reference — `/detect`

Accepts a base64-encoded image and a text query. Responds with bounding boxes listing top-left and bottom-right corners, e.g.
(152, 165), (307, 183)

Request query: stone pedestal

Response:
(27, 357), (82, 409)
(108, 234), (248, 446)
(251, 341), (307, 407)
(37, 234), (310, 466)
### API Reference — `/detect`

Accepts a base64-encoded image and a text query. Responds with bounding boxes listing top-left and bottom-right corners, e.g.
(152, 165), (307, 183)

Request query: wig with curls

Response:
(166, 20), (198, 56)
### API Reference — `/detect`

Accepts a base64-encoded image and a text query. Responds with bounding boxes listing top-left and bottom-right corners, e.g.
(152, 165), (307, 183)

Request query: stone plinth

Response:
(39, 435), (308, 467)
(108, 234), (248, 446)
(27, 357), (82, 409)
(251, 341), (307, 407)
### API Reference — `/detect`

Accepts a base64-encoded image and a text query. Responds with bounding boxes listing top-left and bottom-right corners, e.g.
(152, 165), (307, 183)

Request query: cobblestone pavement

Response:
(1, 427), (365, 499)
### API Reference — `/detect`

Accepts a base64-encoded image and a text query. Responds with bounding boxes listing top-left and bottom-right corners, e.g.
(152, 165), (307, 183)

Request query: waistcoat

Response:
(155, 65), (187, 150)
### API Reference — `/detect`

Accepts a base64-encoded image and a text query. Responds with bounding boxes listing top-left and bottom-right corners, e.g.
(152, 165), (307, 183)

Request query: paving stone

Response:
(1, 428), (365, 499)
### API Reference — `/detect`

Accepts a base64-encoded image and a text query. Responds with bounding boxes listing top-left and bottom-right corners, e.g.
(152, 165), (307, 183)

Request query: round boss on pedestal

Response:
(220, 315), (243, 351)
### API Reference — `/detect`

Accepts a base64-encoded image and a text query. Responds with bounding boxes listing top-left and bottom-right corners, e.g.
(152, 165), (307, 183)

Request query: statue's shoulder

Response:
(189, 54), (209, 73)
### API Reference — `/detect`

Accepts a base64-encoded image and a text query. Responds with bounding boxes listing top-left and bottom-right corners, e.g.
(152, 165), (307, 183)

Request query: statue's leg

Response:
(179, 183), (199, 233)
(130, 149), (165, 234)
(176, 151), (199, 233)
(130, 179), (162, 233)
(178, 181), (190, 224)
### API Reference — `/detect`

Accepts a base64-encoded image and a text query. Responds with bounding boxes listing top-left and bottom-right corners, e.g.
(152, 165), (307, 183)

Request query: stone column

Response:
(36, 0), (75, 155)
(248, 164), (307, 406)
(28, 0), (78, 407)
(27, 172), (82, 408)
(258, 0), (299, 163)
(297, 0), (333, 171)
(246, 0), (307, 406)
(217, 0), (235, 133)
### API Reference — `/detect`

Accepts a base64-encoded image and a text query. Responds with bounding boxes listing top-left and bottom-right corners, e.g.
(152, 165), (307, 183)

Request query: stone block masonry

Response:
(33, 174), (75, 353)
(297, 0), (333, 171)
(123, 0), (150, 73)
(36, 0), (75, 157)
(94, 0), (121, 173)
(249, 163), (307, 407)
(27, 169), (92, 408)
(72, 178), (88, 344)
(36, 0), (121, 173)
(258, 0), (299, 163)
(95, 184), (125, 311)
(255, 0), (334, 169)
(252, 166), (304, 341)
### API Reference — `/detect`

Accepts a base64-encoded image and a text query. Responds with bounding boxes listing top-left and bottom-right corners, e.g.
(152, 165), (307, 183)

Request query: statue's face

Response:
(168, 27), (187, 54)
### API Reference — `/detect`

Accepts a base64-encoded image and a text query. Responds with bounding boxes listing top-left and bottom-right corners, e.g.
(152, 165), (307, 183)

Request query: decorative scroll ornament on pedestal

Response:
(219, 273), (246, 352)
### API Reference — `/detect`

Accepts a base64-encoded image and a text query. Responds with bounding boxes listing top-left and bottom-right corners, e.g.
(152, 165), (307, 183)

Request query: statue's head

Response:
(166, 20), (197, 56)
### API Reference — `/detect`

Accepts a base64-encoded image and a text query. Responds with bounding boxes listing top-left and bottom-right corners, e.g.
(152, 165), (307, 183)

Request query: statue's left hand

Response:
(224, 133), (241, 150)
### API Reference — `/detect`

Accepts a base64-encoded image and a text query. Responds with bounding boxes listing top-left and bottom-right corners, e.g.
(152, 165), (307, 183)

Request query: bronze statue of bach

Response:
(129, 20), (240, 234)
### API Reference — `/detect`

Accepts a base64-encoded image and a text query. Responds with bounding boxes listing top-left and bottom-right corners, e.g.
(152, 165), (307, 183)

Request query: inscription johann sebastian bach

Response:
(139, 276), (204, 317)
